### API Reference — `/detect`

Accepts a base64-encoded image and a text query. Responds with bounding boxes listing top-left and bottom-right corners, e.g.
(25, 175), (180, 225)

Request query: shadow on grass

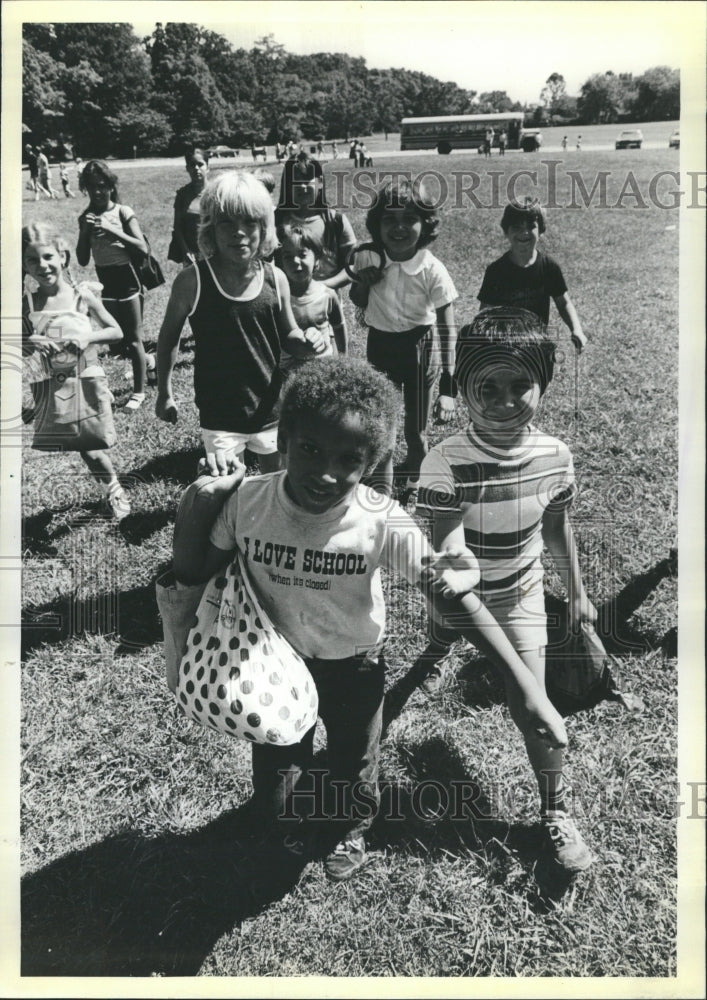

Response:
(21, 803), (308, 977)
(22, 578), (165, 660)
(384, 555), (677, 726)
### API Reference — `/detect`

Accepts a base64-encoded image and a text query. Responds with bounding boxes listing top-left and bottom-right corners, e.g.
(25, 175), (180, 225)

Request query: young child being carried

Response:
(478, 198), (587, 352)
(417, 307), (596, 873)
(350, 178), (458, 501)
(172, 356), (567, 882)
(276, 222), (347, 374)
(155, 170), (328, 473)
(275, 152), (356, 291)
(22, 222), (130, 520)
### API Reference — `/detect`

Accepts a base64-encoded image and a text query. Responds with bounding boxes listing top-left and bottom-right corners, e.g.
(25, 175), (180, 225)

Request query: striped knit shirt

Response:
(417, 424), (576, 597)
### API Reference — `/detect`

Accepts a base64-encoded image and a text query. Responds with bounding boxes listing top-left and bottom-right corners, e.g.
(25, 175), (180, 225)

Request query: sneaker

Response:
(542, 810), (593, 873)
(123, 392), (146, 412)
(106, 484), (130, 522)
(324, 835), (367, 882)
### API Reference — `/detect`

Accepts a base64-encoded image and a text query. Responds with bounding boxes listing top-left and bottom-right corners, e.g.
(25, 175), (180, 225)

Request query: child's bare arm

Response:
(421, 584), (567, 748)
(553, 292), (587, 352)
(173, 467), (245, 585)
(76, 215), (92, 267)
(274, 268), (328, 358)
(328, 290), (348, 354)
(79, 291), (122, 345)
(542, 506), (596, 629)
(433, 302), (457, 423)
(155, 267), (196, 423)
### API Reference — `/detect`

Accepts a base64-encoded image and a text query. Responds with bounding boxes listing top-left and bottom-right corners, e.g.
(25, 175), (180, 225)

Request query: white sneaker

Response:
(123, 393), (146, 412)
(106, 484), (130, 521)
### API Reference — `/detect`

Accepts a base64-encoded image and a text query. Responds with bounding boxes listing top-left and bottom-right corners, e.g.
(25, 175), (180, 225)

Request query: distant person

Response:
(358, 142), (372, 167)
(576, 134), (582, 150)
(275, 152), (356, 291)
(275, 141), (284, 162)
(498, 129), (507, 155)
(561, 135), (568, 151)
(477, 198), (587, 352)
(168, 148), (209, 267)
(349, 139), (359, 161)
(77, 160), (154, 409)
(59, 162), (76, 198)
(37, 148), (59, 199)
(317, 139), (324, 157)
(331, 140), (338, 159)
(25, 145), (47, 201)
(484, 126), (494, 156)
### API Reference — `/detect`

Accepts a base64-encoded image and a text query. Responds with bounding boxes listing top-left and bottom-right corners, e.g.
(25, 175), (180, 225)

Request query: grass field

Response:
(18, 148), (680, 979)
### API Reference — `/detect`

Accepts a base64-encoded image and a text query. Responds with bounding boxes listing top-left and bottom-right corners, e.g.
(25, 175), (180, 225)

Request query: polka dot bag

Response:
(176, 552), (319, 745)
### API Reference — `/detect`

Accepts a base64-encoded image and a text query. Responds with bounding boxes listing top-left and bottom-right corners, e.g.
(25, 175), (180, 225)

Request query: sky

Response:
(123, 0), (697, 106)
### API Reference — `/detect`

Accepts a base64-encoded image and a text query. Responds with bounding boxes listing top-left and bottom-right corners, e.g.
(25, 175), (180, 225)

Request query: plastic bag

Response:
(175, 551), (319, 745)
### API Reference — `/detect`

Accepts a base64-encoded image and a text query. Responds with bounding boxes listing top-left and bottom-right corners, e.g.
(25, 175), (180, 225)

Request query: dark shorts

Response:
(96, 263), (141, 301)
(366, 326), (438, 388)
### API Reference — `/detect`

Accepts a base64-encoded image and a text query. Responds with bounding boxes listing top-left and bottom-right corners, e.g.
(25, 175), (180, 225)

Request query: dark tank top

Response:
(189, 259), (283, 433)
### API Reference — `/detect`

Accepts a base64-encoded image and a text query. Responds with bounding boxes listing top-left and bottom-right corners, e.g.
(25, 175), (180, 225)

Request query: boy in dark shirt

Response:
(478, 199), (587, 352)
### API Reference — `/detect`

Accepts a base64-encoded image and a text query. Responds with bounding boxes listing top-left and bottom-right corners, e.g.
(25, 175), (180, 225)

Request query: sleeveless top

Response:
(188, 259), (283, 433)
(80, 203), (135, 267)
(23, 287), (102, 381)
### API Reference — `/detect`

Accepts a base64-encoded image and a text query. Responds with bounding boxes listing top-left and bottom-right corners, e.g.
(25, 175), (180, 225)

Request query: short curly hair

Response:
(455, 307), (557, 397)
(365, 178), (440, 249)
(198, 171), (277, 260)
(500, 197), (547, 235)
(279, 357), (399, 468)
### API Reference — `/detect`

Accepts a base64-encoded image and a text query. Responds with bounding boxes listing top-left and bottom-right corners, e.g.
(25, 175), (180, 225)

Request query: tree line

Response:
(22, 23), (680, 159)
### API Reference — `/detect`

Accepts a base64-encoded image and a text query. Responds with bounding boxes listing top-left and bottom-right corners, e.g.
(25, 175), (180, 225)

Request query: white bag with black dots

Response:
(176, 551), (318, 745)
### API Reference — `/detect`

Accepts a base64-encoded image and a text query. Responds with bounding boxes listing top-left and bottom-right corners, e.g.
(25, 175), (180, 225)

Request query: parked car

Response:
(615, 129), (643, 150)
(520, 128), (542, 152)
(208, 145), (239, 158)
(668, 129), (680, 149)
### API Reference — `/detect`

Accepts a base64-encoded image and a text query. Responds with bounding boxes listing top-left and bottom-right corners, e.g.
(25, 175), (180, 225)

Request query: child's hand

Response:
(571, 331), (587, 352)
(62, 333), (92, 353)
(568, 590), (597, 634)
(354, 265), (384, 287)
(423, 547), (481, 598)
(433, 394), (456, 424)
(303, 327), (330, 355)
(29, 336), (67, 358)
(156, 394), (178, 424)
(198, 450), (245, 479)
(522, 690), (568, 749)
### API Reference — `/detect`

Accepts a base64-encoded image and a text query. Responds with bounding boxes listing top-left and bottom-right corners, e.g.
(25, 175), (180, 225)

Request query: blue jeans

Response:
(251, 651), (385, 839)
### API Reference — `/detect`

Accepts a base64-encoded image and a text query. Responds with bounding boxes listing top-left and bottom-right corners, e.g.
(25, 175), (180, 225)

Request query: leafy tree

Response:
(577, 71), (624, 123)
(476, 90), (516, 113)
(633, 66), (679, 120)
(540, 72), (567, 115)
(22, 39), (66, 142)
(103, 108), (172, 157)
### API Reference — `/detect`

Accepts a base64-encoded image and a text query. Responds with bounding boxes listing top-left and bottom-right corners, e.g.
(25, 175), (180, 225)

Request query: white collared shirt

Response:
(357, 247), (458, 332)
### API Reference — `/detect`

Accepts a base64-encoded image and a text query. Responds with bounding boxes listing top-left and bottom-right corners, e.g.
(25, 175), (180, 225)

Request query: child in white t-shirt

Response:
(172, 356), (567, 882)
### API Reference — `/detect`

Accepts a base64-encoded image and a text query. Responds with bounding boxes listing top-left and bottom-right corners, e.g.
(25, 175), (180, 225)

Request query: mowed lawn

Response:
(19, 149), (678, 978)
